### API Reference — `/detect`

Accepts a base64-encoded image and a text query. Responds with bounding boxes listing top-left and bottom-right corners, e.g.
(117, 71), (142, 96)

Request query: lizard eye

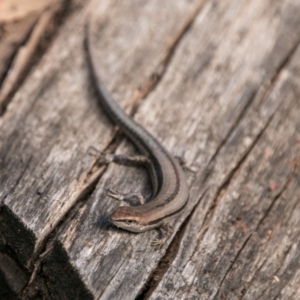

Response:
(126, 220), (135, 224)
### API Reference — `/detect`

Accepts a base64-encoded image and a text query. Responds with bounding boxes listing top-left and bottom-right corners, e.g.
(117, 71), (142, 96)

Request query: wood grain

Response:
(0, 0), (300, 298)
(0, 13), (38, 86)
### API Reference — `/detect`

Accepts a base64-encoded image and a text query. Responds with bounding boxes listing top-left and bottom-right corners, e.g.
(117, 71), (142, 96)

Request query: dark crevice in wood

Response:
(215, 107), (275, 204)
(20, 115), (122, 293)
(98, 257), (129, 300)
(258, 243), (295, 300)
(271, 243), (294, 300)
(239, 256), (269, 300)
(0, 206), (36, 269)
(0, 17), (39, 89)
(6, 155), (33, 197)
(23, 242), (93, 300)
(22, 54), (132, 296)
(20, 174), (104, 298)
(21, 129), (126, 295)
(0, 245), (30, 282)
(190, 111), (276, 262)
(213, 169), (295, 300)
(0, 251), (30, 299)
(212, 233), (253, 300)
(196, 105), (278, 296)
(204, 38), (300, 187)
(257, 38), (300, 109)
(238, 217), (299, 299)
(23, 81), (123, 267)
(0, 75), (61, 269)
(206, 88), (258, 171)
(0, 0), (74, 116)
(278, 242), (300, 298)
(29, 167), (106, 267)
(239, 184), (299, 299)
(127, 0), (208, 116)
(136, 190), (208, 300)
(255, 172), (294, 231)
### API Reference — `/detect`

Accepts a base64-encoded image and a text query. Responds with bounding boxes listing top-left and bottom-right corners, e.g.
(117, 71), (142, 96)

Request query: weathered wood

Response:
(0, 13), (38, 85)
(149, 51), (300, 300)
(0, 0), (56, 22)
(1, 0), (300, 299)
(46, 0), (300, 298)
(0, 0), (206, 297)
(0, 6), (60, 114)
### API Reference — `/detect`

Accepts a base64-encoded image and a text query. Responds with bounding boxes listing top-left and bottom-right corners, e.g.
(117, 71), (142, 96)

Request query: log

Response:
(0, 0), (300, 299)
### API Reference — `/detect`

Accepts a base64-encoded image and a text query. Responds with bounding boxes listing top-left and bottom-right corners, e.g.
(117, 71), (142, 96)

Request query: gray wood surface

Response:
(1, 0), (300, 299)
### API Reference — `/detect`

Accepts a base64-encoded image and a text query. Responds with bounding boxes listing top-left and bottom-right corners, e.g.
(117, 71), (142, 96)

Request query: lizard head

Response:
(110, 207), (150, 232)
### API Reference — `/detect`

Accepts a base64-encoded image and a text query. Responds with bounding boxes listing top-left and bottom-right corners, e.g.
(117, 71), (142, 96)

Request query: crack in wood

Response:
(256, 243), (294, 300)
(5, 155), (33, 197)
(255, 172), (295, 231)
(238, 183), (300, 299)
(239, 255), (269, 300)
(189, 110), (276, 265)
(271, 244), (300, 300)
(0, 0), (74, 116)
(98, 259), (129, 300)
(0, 16), (38, 90)
(31, 164), (108, 261)
(270, 243), (294, 299)
(136, 190), (208, 300)
(257, 38), (300, 109)
(126, 0), (208, 116)
(233, 186), (300, 299)
(212, 233), (253, 300)
(206, 87), (258, 171)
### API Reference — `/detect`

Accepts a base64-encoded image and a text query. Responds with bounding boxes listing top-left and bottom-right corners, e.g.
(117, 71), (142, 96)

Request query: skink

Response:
(85, 21), (189, 233)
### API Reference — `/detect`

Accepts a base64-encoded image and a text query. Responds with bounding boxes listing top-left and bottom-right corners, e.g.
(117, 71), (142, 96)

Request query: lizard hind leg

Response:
(107, 188), (146, 206)
(98, 152), (150, 167)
